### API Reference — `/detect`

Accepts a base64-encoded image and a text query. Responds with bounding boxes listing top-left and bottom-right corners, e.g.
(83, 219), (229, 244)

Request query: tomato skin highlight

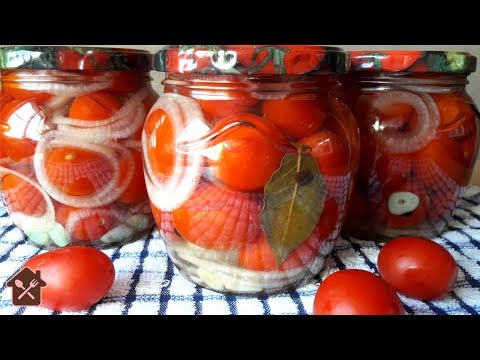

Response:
(23, 246), (115, 312)
(207, 113), (287, 192)
(378, 236), (458, 300)
(313, 269), (405, 315)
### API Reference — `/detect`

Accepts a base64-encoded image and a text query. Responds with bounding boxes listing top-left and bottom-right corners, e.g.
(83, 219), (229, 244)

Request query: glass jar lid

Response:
(349, 50), (477, 74)
(156, 45), (350, 75)
(0, 46), (154, 71)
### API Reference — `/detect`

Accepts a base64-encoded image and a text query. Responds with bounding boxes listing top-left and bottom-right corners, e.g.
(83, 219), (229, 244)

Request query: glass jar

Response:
(144, 45), (359, 295)
(344, 50), (479, 240)
(0, 46), (159, 248)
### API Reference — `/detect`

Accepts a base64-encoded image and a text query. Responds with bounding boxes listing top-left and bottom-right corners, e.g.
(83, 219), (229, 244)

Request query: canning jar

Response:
(0, 46), (158, 248)
(144, 45), (359, 294)
(344, 50), (479, 240)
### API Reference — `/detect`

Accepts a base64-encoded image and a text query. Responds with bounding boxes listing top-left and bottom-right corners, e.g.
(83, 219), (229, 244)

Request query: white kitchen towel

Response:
(1, 186), (479, 315)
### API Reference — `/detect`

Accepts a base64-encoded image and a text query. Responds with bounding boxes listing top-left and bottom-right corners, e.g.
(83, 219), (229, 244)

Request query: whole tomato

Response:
(313, 269), (405, 315)
(23, 246), (115, 312)
(378, 236), (458, 300)
(262, 96), (327, 139)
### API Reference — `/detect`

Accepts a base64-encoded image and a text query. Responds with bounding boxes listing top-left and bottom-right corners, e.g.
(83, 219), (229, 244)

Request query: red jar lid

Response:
(0, 46), (154, 71)
(156, 45), (350, 75)
(349, 50), (477, 74)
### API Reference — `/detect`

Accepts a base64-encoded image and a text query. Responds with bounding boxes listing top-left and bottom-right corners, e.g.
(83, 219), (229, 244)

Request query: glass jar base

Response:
(24, 226), (153, 250)
(344, 220), (448, 242)
(167, 240), (325, 296)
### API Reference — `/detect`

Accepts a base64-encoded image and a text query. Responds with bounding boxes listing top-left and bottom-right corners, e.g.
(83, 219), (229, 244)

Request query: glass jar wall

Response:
(0, 46), (159, 248)
(344, 51), (479, 240)
(144, 45), (360, 294)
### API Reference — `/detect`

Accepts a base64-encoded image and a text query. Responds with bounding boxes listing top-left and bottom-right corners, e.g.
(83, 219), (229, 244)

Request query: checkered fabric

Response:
(1, 186), (479, 315)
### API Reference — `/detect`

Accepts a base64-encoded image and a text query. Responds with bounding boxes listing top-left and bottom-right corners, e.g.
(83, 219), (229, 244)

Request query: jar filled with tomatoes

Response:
(0, 46), (159, 248)
(344, 50), (479, 240)
(144, 45), (359, 294)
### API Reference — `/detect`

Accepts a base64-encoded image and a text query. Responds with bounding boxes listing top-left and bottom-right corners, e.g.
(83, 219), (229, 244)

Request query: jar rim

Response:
(0, 46), (154, 71)
(155, 45), (350, 75)
(349, 50), (477, 74)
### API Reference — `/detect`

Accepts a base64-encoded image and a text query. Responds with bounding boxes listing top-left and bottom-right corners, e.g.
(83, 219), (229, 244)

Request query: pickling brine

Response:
(144, 45), (359, 294)
(0, 46), (158, 248)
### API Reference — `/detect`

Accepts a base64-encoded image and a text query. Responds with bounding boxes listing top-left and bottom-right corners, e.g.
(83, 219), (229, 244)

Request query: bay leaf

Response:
(261, 152), (327, 265)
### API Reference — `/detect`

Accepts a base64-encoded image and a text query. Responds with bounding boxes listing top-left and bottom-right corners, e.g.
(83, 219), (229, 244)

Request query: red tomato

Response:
(2, 174), (47, 216)
(262, 96), (327, 139)
(45, 146), (115, 196)
(431, 93), (471, 129)
(196, 91), (259, 124)
(0, 99), (43, 161)
(151, 205), (182, 242)
(416, 135), (470, 186)
(313, 269), (405, 315)
(55, 204), (118, 242)
(4, 87), (53, 105)
(239, 199), (338, 271)
(207, 113), (288, 191)
(299, 130), (350, 176)
(23, 246), (115, 312)
(69, 91), (122, 121)
(172, 181), (262, 250)
(117, 149), (148, 205)
(378, 236), (458, 300)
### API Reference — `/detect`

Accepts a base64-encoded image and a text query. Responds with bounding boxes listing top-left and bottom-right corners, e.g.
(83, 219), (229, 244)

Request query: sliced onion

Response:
(400, 85), (457, 94)
(33, 131), (134, 208)
(39, 82), (111, 96)
(54, 91), (147, 143)
(0, 166), (56, 233)
(366, 91), (440, 154)
(143, 93), (209, 212)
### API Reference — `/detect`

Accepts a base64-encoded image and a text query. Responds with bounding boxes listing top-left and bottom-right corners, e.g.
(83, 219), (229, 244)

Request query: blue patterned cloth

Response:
(1, 187), (480, 315)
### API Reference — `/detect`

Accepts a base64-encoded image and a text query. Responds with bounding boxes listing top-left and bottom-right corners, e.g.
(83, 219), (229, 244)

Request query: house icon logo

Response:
(6, 267), (47, 306)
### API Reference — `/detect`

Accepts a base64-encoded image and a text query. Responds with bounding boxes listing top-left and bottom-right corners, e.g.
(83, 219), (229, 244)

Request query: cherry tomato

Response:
(378, 236), (458, 300)
(144, 108), (177, 179)
(117, 149), (148, 205)
(416, 135), (470, 186)
(172, 181), (262, 250)
(196, 90), (258, 124)
(431, 93), (471, 129)
(262, 96), (327, 139)
(0, 99), (43, 161)
(313, 269), (405, 315)
(45, 146), (115, 196)
(207, 113), (288, 191)
(299, 130), (350, 176)
(2, 174), (47, 216)
(23, 246), (115, 312)
(151, 204), (182, 242)
(69, 91), (122, 121)
(4, 87), (53, 105)
(55, 204), (118, 242)
(239, 198), (338, 271)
